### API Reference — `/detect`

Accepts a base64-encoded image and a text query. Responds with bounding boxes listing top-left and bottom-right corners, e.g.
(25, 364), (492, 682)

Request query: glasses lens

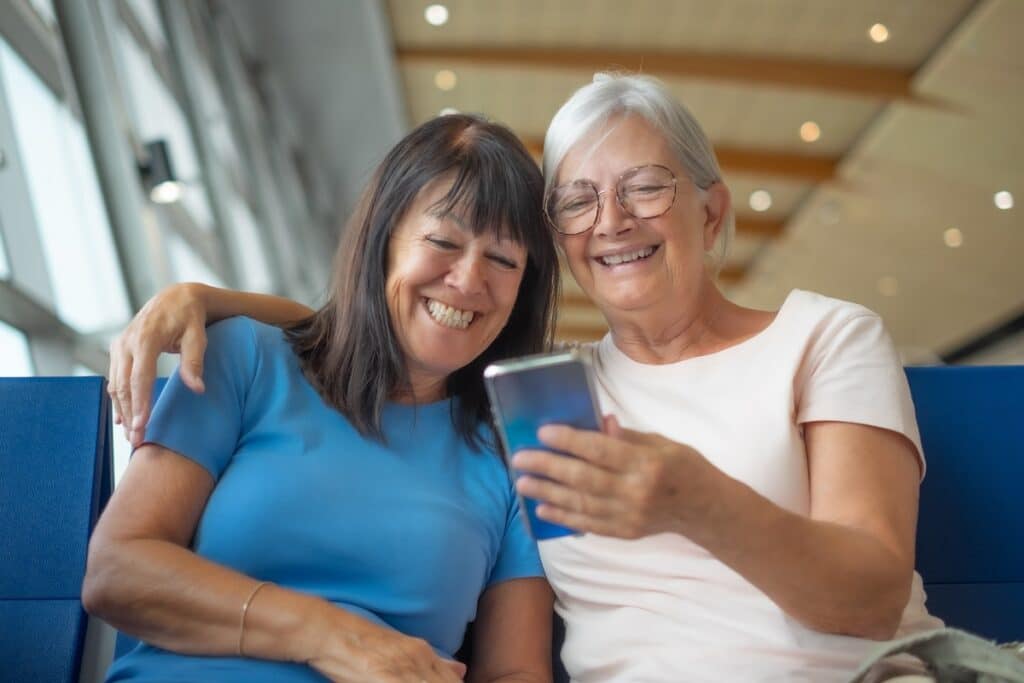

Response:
(547, 183), (599, 234)
(619, 166), (676, 218)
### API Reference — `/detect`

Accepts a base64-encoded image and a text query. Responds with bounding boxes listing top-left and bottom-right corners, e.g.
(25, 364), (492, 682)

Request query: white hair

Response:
(543, 73), (734, 271)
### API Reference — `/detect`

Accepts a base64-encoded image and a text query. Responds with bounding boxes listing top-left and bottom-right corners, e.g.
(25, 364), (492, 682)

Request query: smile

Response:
(425, 298), (476, 329)
(596, 245), (658, 266)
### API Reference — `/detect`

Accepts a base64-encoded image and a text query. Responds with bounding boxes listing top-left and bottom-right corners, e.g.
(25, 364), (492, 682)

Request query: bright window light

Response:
(0, 231), (9, 280)
(225, 191), (274, 292)
(166, 231), (226, 288)
(0, 321), (34, 376)
(0, 41), (131, 334)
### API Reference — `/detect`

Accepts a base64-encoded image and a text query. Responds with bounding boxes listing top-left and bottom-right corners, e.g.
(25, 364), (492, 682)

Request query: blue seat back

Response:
(0, 377), (113, 683)
(907, 365), (1024, 642)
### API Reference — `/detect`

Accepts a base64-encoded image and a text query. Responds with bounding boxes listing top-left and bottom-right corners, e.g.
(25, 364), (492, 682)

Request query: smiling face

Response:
(554, 115), (728, 317)
(385, 178), (528, 401)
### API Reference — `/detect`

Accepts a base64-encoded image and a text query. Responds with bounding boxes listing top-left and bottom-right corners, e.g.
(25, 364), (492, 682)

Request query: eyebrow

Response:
(428, 206), (470, 231)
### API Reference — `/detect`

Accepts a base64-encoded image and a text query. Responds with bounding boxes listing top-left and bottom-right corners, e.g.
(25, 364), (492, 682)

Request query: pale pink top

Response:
(540, 289), (942, 683)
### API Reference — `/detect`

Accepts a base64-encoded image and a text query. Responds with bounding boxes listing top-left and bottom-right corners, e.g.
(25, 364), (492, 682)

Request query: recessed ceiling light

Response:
(994, 190), (1014, 210)
(749, 190), (772, 212)
(868, 23), (889, 43)
(943, 227), (963, 248)
(877, 275), (899, 297)
(434, 69), (457, 91)
(439, 107), (459, 116)
(799, 121), (821, 143)
(424, 4), (449, 26)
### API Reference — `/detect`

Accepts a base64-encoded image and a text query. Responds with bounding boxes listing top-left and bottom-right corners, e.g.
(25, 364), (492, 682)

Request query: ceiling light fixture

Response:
(868, 23), (889, 43)
(994, 190), (1014, 210)
(943, 228), (963, 248)
(424, 4), (449, 26)
(439, 107), (459, 116)
(799, 121), (821, 143)
(749, 190), (772, 212)
(434, 69), (457, 91)
(138, 139), (184, 204)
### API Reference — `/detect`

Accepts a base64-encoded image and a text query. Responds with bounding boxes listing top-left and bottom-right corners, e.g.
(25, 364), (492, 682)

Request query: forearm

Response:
(83, 538), (340, 662)
(192, 283), (315, 326)
(682, 470), (912, 639)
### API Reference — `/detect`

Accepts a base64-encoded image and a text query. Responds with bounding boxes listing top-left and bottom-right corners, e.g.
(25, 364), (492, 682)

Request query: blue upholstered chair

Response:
(2, 368), (1019, 683)
(0, 377), (115, 683)
(906, 365), (1024, 643)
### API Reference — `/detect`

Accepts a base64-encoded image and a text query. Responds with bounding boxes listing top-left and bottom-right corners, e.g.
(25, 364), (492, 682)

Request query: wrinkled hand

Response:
(108, 283), (209, 446)
(512, 415), (713, 539)
(310, 621), (466, 683)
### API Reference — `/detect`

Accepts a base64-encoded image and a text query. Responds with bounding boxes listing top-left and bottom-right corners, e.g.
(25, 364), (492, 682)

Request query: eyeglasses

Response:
(544, 164), (678, 236)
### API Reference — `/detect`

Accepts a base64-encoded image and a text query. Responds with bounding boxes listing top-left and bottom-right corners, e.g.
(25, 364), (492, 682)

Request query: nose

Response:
(445, 252), (486, 295)
(593, 190), (636, 239)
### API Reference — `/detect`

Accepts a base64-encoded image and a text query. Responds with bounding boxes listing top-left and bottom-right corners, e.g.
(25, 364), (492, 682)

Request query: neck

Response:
(606, 277), (729, 365)
(392, 372), (448, 405)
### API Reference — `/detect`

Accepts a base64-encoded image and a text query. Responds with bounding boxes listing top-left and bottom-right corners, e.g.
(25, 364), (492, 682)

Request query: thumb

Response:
(603, 414), (659, 445)
(179, 324), (207, 393)
(603, 413), (623, 436)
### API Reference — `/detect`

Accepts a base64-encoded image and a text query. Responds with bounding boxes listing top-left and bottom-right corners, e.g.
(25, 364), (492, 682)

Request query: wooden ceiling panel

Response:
(400, 63), (879, 156)
(387, 0), (973, 68)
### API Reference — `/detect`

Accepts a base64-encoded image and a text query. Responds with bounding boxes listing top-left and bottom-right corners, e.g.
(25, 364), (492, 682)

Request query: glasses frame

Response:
(545, 164), (679, 236)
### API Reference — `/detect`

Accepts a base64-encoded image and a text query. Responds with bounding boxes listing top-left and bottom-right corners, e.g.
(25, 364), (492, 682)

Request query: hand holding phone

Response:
(484, 350), (602, 539)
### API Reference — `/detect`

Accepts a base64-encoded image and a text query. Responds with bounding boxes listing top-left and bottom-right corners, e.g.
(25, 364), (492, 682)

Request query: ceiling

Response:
(235, 0), (1022, 360)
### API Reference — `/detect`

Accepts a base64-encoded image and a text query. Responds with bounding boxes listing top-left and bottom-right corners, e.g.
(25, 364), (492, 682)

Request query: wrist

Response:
(286, 594), (335, 664)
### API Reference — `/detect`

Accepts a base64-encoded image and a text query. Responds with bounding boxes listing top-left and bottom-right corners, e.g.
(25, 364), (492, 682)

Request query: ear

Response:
(702, 182), (731, 252)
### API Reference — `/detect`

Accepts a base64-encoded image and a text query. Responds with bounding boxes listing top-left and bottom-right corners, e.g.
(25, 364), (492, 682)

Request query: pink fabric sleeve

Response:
(795, 311), (925, 476)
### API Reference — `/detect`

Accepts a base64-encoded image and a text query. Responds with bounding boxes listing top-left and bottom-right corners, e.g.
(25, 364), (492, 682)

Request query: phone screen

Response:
(484, 351), (601, 539)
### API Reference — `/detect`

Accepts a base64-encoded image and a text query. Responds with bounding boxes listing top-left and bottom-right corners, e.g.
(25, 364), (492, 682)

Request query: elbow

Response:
(798, 573), (912, 641)
(81, 540), (126, 619)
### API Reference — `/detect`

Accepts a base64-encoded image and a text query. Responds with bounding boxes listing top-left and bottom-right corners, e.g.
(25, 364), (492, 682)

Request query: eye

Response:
(488, 253), (520, 270)
(426, 236), (458, 250)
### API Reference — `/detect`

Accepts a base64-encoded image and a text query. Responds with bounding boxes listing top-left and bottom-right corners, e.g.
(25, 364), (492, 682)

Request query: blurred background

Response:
(1, 0), (1021, 387)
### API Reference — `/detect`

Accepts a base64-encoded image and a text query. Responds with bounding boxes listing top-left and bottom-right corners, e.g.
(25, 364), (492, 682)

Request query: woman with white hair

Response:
(512, 72), (942, 681)
(109, 74), (941, 681)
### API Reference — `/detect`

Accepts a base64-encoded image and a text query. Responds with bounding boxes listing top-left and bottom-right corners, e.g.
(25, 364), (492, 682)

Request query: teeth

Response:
(426, 299), (475, 329)
(599, 246), (654, 266)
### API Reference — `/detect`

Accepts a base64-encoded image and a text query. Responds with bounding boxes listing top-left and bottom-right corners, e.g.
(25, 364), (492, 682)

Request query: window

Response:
(0, 41), (132, 333)
(0, 321), (34, 376)
(0, 231), (9, 279)
(113, 21), (215, 232)
(166, 231), (225, 288)
(225, 191), (274, 292)
(27, 0), (56, 28)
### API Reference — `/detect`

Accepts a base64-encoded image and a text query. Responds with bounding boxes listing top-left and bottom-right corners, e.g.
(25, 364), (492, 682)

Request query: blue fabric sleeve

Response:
(141, 317), (259, 481)
(486, 478), (545, 587)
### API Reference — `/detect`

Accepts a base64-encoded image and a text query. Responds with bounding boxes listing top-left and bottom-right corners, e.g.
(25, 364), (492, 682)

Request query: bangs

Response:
(426, 133), (545, 258)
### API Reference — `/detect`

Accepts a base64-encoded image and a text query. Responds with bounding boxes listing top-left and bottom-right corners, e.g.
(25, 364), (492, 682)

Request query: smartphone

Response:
(484, 349), (603, 540)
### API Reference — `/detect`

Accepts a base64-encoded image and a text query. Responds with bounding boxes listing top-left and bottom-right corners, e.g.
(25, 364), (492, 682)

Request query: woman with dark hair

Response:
(84, 114), (559, 683)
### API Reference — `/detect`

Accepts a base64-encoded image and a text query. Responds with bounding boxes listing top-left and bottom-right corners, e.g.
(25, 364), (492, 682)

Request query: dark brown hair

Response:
(286, 114), (559, 449)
